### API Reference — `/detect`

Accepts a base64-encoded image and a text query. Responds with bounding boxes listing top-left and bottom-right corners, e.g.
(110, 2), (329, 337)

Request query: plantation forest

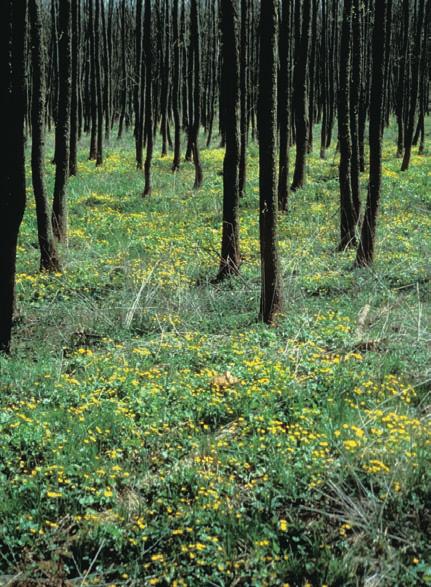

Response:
(1, 0), (431, 585)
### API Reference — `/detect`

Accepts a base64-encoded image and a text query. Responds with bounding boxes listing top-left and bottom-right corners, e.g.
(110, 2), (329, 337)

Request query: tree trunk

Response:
(217, 0), (241, 280)
(338, 0), (356, 250)
(356, 0), (387, 266)
(291, 0), (311, 191)
(95, 0), (104, 165)
(29, 0), (61, 272)
(396, 0), (410, 157)
(143, 0), (153, 196)
(190, 0), (203, 189)
(258, 0), (283, 324)
(89, 0), (98, 158)
(52, 0), (72, 243)
(278, 0), (291, 212)
(172, 0), (181, 171)
(238, 0), (248, 198)
(350, 0), (361, 224)
(117, 0), (127, 139)
(69, 0), (79, 176)
(0, 0), (27, 353)
(401, 0), (426, 171)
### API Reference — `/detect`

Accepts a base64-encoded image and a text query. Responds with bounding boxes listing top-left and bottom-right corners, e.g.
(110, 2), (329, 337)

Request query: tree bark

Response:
(338, 0), (356, 250)
(52, 0), (72, 243)
(29, 0), (61, 272)
(258, 0), (283, 324)
(291, 0), (311, 191)
(190, 0), (203, 189)
(172, 0), (181, 171)
(278, 0), (291, 212)
(143, 0), (153, 196)
(238, 0), (248, 197)
(356, 0), (387, 266)
(69, 0), (79, 176)
(217, 0), (241, 280)
(401, 0), (426, 171)
(0, 0), (27, 353)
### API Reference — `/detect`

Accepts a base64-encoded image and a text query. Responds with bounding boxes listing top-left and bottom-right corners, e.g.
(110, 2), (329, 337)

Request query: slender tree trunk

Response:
(190, 0), (203, 189)
(307, 0), (318, 153)
(143, 0), (153, 196)
(278, 0), (291, 212)
(29, 0), (61, 272)
(358, 0), (370, 171)
(417, 3), (430, 154)
(396, 0), (410, 157)
(172, 0), (181, 171)
(217, 0), (241, 280)
(135, 0), (144, 168)
(259, 0), (283, 324)
(356, 0), (387, 267)
(88, 0), (98, 158)
(49, 0), (59, 163)
(52, 0), (72, 243)
(338, 0), (356, 250)
(291, 0), (311, 191)
(117, 0), (127, 139)
(401, 0), (425, 171)
(350, 0), (361, 224)
(69, 0), (78, 176)
(0, 0), (27, 353)
(95, 0), (104, 165)
(160, 0), (171, 157)
(101, 0), (110, 142)
(238, 0), (248, 197)
(320, 0), (328, 158)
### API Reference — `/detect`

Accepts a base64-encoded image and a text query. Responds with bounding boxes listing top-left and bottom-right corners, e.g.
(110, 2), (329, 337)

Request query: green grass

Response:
(0, 127), (430, 586)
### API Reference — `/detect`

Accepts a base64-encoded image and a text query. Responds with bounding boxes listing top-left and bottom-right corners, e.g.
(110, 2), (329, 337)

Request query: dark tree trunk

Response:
(396, 0), (410, 157)
(89, 0), (98, 158)
(95, 0), (104, 165)
(0, 0), (27, 353)
(135, 0), (144, 168)
(49, 0), (59, 162)
(278, 0), (291, 212)
(206, 0), (218, 148)
(350, 0), (361, 224)
(181, 0), (188, 135)
(338, 0), (356, 250)
(101, 0), (110, 141)
(401, 0), (425, 171)
(326, 0), (340, 153)
(143, 0), (153, 196)
(69, 0), (79, 176)
(52, 0), (72, 243)
(238, 0), (248, 198)
(29, 0), (61, 272)
(117, 0), (127, 139)
(190, 0), (203, 189)
(217, 0), (241, 280)
(417, 2), (430, 154)
(356, 0), (387, 267)
(307, 0), (318, 153)
(160, 0), (171, 157)
(382, 0), (393, 130)
(358, 0), (370, 171)
(320, 0), (328, 158)
(291, 0), (311, 191)
(258, 0), (283, 324)
(172, 0), (181, 171)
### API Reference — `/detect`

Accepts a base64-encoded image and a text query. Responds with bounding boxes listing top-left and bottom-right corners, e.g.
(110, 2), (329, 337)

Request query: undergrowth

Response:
(0, 127), (430, 586)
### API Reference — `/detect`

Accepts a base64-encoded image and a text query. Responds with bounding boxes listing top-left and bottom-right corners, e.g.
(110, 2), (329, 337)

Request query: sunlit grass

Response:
(1, 127), (430, 585)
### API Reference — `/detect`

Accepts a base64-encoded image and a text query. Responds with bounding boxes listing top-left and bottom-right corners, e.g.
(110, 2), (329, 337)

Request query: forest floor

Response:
(1, 129), (430, 586)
